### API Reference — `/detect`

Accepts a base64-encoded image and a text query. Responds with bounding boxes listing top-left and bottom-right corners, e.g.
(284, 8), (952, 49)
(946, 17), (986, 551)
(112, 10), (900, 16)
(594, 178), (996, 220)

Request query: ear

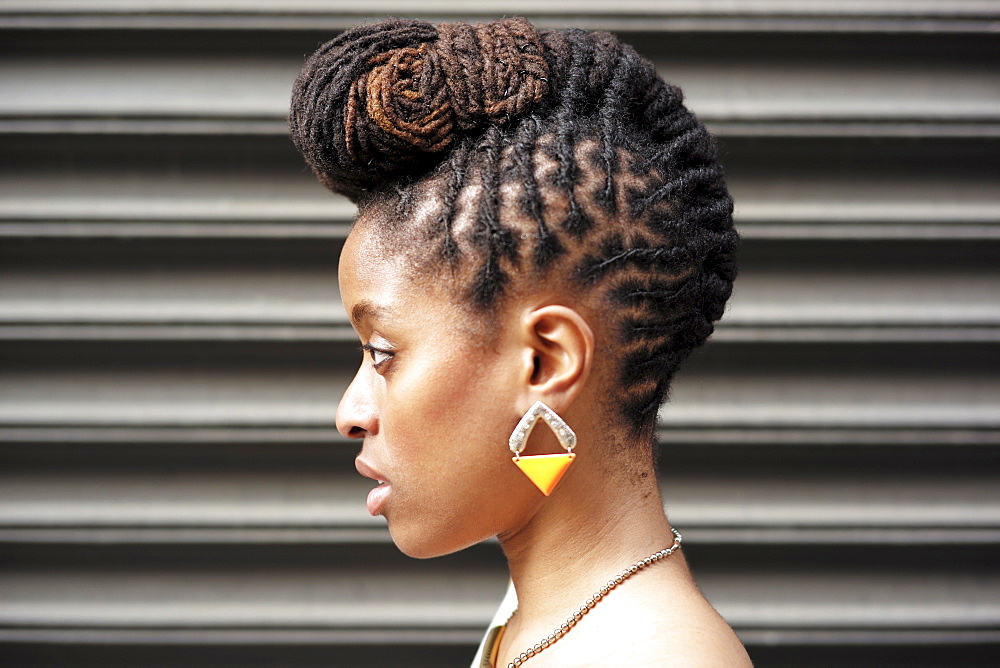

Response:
(519, 304), (595, 411)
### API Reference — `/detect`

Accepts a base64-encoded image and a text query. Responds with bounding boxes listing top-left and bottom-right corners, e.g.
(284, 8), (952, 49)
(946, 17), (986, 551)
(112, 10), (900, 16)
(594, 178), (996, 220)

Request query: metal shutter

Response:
(2, 3), (998, 666)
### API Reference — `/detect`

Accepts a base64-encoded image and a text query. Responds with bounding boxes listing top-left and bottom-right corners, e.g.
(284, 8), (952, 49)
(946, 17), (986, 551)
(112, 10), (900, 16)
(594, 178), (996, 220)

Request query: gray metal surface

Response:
(1, 3), (999, 666)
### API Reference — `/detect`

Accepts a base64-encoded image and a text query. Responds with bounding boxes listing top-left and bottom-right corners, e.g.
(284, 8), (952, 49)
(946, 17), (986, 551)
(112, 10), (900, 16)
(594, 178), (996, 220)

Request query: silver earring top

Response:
(508, 400), (577, 458)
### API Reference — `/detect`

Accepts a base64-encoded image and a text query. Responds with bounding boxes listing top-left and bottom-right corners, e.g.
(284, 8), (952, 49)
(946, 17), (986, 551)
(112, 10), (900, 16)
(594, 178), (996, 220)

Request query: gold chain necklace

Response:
(504, 527), (682, 668)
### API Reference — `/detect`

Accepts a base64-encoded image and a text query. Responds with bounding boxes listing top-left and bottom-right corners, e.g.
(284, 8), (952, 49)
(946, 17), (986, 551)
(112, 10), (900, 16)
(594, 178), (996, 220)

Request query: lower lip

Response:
(366, 483), (391, 516)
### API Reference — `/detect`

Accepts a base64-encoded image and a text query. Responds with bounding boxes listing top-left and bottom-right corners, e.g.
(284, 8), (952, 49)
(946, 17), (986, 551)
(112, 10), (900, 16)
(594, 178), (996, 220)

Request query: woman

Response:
(290, 16), (750, 667)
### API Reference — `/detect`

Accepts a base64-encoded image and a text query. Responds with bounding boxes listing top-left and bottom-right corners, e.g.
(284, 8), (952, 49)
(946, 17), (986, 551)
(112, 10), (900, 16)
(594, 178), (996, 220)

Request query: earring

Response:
(509, 401), (577, 496)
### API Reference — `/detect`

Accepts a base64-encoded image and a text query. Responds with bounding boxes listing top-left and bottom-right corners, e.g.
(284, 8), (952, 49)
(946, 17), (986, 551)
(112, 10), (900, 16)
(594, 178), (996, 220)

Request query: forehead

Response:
(339, 213), (506, 345)
(338, 216), (453, 328)
(339, 219), (406, 314)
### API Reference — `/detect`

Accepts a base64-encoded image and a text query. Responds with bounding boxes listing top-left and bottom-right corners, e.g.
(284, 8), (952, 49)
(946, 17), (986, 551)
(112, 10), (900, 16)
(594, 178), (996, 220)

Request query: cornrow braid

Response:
(290, 16), (738, 437)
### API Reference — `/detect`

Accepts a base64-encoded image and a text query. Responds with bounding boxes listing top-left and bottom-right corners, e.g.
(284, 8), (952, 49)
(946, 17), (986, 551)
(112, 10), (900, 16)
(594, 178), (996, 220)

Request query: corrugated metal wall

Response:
(2, 2), (999, 666)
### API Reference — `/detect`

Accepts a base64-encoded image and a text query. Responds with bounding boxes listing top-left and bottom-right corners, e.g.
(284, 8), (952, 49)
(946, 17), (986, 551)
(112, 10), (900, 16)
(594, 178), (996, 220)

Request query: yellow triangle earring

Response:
(509, 401), (577, 496)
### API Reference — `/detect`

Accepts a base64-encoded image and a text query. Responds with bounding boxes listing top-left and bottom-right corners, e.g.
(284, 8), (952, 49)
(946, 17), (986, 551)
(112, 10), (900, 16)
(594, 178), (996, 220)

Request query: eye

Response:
(361, 343), (394, 370)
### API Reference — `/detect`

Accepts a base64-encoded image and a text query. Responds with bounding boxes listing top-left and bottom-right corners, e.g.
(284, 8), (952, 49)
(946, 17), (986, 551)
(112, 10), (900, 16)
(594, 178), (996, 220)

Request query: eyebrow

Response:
(350, 300), (389, 327)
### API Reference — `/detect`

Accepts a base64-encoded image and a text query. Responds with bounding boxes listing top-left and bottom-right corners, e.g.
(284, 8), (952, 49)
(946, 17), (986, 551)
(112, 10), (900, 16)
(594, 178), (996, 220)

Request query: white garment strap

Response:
(470, 579), (519, 668)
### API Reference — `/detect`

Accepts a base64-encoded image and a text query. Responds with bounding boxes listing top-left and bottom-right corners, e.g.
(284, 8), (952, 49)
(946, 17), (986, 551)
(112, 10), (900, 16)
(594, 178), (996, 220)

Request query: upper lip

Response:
(355, 457), (388, 484)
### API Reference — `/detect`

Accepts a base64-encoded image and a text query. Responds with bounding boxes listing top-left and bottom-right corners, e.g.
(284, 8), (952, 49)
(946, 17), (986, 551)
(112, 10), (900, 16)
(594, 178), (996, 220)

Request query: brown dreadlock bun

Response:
(289, 17), (551, 201)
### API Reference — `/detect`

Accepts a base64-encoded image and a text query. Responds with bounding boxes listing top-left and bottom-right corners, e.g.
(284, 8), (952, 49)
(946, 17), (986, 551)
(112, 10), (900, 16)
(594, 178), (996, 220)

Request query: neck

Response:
(497, 456), (683, 630)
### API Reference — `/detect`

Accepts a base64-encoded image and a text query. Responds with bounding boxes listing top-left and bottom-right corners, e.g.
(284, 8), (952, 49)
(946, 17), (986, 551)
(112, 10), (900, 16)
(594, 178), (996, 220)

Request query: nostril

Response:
(348, 426), (367, 438)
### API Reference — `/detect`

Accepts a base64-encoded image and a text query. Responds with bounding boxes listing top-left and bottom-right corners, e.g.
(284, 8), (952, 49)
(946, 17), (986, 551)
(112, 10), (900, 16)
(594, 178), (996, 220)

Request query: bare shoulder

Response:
(620, 617), (754, 667)
(528, 568), (752, 667)
(591, 594), (753, 667)
(532, 610), (752, 667)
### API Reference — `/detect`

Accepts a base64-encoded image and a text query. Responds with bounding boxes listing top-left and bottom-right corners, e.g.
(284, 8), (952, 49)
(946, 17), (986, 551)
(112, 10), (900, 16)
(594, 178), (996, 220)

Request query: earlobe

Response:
(522, 304), (595, 404)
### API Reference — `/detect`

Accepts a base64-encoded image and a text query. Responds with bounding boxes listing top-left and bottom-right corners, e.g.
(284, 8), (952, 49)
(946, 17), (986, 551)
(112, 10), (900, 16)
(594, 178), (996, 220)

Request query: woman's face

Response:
(336, 218), (540, 558)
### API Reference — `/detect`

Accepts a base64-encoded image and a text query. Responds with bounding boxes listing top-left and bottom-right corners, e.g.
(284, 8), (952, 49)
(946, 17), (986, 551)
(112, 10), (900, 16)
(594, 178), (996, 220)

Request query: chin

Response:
(388, 524), (478, 560)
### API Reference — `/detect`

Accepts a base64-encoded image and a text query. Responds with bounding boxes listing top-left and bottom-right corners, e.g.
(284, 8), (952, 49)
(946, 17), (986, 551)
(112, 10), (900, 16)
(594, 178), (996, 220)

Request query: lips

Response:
(355, 457), (391, 517)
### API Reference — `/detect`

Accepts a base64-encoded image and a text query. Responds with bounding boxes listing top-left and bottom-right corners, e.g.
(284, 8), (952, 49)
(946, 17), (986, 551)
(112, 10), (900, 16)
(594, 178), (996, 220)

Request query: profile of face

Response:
(336, 217), (552, 558)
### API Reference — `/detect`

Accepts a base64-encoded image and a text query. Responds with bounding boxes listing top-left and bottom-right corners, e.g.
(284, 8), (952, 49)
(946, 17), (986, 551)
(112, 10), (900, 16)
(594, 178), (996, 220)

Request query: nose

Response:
(336, 365), (378, 440)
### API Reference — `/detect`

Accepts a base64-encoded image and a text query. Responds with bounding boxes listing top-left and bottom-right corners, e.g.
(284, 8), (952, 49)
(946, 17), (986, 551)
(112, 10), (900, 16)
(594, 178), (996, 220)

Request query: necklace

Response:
(504, 527), (682, 668)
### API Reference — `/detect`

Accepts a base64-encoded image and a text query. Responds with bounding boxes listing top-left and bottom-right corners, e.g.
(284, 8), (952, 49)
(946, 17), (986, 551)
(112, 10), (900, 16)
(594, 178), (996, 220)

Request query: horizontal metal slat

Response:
(2, 426), (998, 452)
(0, 634), (996, 668)
(1, 340), (997, 429)
(0, 472), (997, 541)
(4, 325), (1000, 345)
(2, 1), (999, 33)
(6, 0), (1000, 18)
(1, 436), (997, 544)
(2, 235), (997, 343)
(0, 562), (507, 631)
(2, 44), (997, 135)
(1, 544), (996, 634)
(5, 526), (1000, 547)
(6, 118), (1000, 138)
(2, 262), (995, 328)
(3, 131), (998, 240)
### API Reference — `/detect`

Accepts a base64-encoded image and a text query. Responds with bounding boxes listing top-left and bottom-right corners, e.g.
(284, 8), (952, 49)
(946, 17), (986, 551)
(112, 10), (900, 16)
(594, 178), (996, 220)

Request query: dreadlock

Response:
(290, 16), (738, 439)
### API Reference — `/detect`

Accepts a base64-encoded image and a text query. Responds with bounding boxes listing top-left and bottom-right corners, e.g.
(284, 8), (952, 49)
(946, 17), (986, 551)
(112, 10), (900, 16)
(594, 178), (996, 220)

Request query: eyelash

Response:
(360, 343), (393, 369)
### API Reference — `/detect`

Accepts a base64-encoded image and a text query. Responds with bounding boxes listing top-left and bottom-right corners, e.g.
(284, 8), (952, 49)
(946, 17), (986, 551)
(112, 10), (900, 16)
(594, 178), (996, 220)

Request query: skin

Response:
(337, 216), (752, 666)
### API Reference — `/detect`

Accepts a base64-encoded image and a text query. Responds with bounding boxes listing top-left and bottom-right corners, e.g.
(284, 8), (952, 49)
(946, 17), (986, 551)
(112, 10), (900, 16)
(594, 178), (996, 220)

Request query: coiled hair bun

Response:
(289, 16), (551, 200)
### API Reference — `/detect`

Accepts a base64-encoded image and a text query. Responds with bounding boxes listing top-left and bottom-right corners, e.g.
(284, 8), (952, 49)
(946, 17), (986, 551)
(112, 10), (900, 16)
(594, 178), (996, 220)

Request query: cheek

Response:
(377, 351), (539, 556)
(383, 350), (518, 478)
(397, 348), (512, 426)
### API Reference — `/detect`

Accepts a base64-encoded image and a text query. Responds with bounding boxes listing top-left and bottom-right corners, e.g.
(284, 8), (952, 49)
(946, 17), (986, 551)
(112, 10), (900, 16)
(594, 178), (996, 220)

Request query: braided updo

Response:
(290, 16), (738, 438)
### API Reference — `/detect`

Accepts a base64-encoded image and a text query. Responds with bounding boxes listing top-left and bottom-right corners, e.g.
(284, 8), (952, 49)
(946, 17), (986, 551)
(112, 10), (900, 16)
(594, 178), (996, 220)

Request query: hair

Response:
(290, 16), (738, 441)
